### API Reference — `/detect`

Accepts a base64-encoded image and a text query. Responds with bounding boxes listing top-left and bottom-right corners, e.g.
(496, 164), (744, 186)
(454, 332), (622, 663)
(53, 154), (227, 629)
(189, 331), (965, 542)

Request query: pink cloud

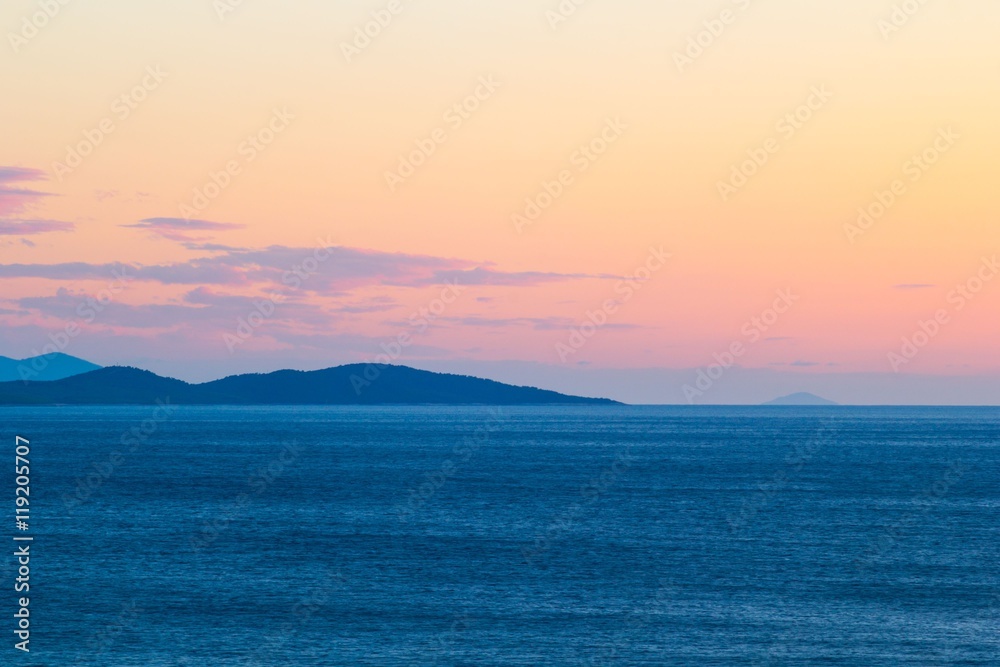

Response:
(123, 217), (246, 243)
(0, 167), (51, 217)
(0, 245), (599, 291)
(0, 219), (74, 236)
(0, 167), (74, 238)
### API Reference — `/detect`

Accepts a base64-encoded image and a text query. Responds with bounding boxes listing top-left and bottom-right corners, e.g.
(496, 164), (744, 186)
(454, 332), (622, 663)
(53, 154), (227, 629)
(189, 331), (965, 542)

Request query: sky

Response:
(1, 0), (999, 404)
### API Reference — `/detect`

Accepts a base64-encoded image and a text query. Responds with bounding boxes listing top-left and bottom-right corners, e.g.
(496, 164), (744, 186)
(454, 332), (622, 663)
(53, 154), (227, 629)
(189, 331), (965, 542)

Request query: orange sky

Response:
(2, 0), (999, 402)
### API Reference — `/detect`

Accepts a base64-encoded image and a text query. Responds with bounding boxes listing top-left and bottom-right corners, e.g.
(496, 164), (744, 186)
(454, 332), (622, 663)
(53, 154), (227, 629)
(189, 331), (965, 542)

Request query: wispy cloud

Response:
(15, 287), (327, 330)
(0, 167), (50, 215)
(0, 219), (74, 236)
(769, 360), (823, 367)
(0, 244), (598, 293)
(428, 267), (615, 286)
(429, 315), (641, 331)
(0, 168), (50, 214)
(123, 217), (246, 243)
(0, 167), (75, 238)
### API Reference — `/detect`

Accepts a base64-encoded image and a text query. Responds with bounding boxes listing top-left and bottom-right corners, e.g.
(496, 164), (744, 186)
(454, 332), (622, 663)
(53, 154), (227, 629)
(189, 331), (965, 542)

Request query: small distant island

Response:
(762, 392), (838, 406)
(0, 360), (621, 406)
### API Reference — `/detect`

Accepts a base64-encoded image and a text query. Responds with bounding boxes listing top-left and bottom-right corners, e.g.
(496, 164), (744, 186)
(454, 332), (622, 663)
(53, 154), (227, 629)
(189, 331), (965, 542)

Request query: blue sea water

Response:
(2, 405), (999, 666)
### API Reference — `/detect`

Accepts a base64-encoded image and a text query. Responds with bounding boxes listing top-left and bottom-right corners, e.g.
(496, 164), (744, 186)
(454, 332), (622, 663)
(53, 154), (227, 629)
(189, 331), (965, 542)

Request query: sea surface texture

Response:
(4, 406), (999, 665)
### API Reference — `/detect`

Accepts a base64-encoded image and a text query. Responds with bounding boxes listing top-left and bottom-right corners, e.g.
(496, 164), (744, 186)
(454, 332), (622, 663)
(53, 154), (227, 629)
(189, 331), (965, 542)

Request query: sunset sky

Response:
(2, 0), (999, 403)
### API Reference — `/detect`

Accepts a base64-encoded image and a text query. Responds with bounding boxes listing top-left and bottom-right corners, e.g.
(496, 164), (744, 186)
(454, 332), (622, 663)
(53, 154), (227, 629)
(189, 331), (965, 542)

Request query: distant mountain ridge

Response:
(762, 392), (838, 406)
(0, 364), (620, 406)
(0, 353), (102, 382)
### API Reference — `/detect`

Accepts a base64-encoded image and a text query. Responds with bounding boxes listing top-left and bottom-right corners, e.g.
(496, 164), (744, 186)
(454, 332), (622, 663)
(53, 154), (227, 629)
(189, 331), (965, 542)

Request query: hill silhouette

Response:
(762, 392), (838, 406)
(0, 365), (620, 406)
(0, 353), (101, 382)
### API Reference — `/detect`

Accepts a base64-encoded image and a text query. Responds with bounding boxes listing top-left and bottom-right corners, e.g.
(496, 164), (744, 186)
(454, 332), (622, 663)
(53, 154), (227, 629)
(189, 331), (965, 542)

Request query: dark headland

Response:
(0, 364), (621, 406)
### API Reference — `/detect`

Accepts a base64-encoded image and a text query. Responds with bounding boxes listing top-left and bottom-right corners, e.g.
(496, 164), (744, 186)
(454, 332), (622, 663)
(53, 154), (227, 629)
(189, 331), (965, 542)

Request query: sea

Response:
(2, 405), (998, 666)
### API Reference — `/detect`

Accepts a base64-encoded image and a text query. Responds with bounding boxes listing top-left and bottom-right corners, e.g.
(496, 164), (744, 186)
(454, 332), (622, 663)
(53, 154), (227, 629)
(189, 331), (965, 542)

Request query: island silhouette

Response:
(0, 362), (620, 406)
(762, 392), (838, 406)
